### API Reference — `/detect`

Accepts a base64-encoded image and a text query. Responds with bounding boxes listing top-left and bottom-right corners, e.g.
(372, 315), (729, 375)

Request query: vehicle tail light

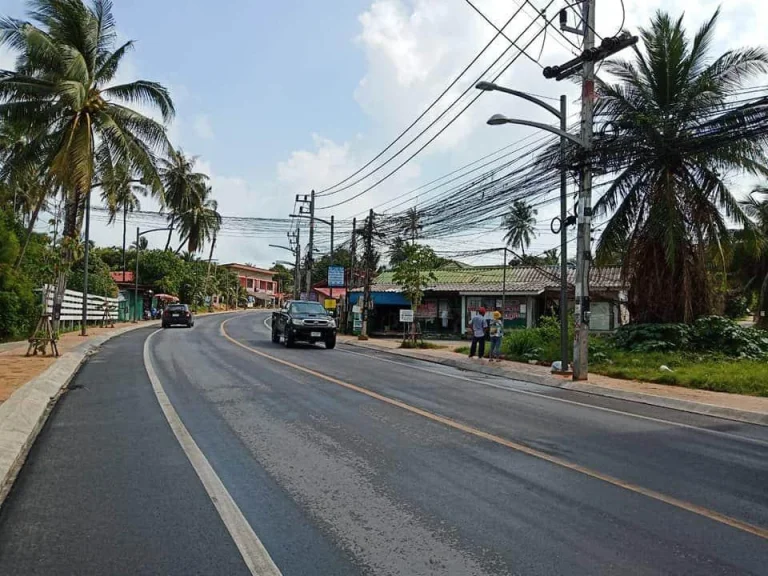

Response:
(185, 311), (191, 317)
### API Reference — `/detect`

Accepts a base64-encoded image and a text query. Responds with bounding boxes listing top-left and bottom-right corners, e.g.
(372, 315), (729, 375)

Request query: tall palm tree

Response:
(158, 148), (208, 250)
(502, 200), (537, 256)
(401, 207), (422, 245)
(739, 188), (768, 328)
(0, 0), (173, 327)
(99, 156), (147, 279)
(175, 184), (221, 254)
(591, 9), (768, 323)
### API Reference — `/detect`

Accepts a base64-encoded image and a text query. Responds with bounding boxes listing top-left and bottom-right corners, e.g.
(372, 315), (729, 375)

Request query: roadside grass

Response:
(591, 351), (768, 397)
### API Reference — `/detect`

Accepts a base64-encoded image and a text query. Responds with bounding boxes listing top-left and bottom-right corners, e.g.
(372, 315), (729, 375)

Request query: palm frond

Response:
(102, 80), (175, 122)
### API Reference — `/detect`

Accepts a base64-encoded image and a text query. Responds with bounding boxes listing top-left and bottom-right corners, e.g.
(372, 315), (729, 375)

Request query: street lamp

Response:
(479, 81), (574, 374)
(133, 226), (173, 323)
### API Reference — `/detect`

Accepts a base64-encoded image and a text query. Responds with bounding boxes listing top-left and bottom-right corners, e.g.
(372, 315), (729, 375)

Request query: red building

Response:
(221, 263), (278, 307)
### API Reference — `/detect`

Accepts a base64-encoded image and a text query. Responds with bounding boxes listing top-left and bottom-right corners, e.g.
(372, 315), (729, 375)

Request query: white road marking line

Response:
(144, 329), (281, 576)
(335, 347), (768, 449)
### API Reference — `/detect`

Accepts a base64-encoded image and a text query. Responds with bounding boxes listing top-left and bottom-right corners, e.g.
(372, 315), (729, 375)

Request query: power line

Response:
(316, 4), (531, 197)
(318, 2), (562, 211)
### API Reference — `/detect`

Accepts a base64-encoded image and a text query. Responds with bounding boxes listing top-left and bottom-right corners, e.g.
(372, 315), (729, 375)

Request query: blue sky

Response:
(1, 0), (765, 267)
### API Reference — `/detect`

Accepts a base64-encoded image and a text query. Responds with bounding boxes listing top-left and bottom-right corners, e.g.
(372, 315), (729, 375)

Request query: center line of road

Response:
(258, 312), (768, 448)
(144, 329), (282, 576)
(336, 347), (768, 448)
(221, 317), (768, 541)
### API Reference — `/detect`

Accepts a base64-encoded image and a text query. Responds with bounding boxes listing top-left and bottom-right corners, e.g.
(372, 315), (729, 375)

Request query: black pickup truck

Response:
(272, 300), (337, 349)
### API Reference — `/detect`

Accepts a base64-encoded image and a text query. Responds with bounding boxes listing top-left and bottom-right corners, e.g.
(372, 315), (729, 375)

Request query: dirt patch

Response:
(0, 323), (143, 404)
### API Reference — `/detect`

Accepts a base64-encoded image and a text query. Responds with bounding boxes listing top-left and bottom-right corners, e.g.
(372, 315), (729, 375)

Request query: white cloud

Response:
(192, 114), (214, 140)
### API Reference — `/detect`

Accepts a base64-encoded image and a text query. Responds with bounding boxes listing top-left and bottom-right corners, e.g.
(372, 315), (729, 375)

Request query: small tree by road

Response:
(391, 244), (437, 342)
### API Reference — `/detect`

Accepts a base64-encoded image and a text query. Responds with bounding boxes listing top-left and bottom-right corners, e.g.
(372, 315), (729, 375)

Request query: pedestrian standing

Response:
(489, 310), (504, 362)
(468, 307), (488, 359)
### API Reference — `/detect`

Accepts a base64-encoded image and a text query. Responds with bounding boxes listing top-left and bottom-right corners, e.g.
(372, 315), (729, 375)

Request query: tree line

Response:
(0, 0), (222, 335)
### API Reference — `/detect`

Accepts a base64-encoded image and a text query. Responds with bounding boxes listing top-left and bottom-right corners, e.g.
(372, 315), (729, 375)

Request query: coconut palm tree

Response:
(738, 188), (768, 327)
(502, 200), (537, 256)
(175, 184), (221, 254)
(0, 0), (174, 327)
(401, 207), (422, 245)
(158, 148), (208, 250)
(591, 9), (768, 323)
(99, 155), (147, 279)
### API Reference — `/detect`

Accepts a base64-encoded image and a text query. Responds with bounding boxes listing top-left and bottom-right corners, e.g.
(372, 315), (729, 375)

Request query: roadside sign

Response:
(328, 266), (345, 288)
(399, 309), (414, 323)
(324, 298), (337, 310)
(352, 305), (361, 314)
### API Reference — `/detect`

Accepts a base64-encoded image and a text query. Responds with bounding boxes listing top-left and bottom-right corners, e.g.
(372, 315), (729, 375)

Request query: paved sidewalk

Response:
(339, 335), (768, 426)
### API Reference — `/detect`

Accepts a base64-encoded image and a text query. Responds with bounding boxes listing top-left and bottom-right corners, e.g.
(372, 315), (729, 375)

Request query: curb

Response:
(0, 321), (160, 508)
(341, 340), (768, 427)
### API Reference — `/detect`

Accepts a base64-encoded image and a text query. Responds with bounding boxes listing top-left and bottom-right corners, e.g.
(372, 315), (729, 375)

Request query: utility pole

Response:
(347, 217), (357, 333)
(293, 227), (301, 300)
(572, 0), (596, 380)
(295, 192), (314, 299)
(559, 95), (569, 373)
(543, 0), (637, 380)
(329, 215), (334, 303)
(360, 210), (374, 339)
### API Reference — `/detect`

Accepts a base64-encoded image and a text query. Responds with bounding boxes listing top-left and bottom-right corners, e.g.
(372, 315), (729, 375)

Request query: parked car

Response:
(162, 304), (194, 328)
(272, 300), (336, 349)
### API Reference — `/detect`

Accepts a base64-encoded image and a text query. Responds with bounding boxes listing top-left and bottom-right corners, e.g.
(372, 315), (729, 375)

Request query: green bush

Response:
(613, 316), (768, 359)
(614, 322), (691, 352)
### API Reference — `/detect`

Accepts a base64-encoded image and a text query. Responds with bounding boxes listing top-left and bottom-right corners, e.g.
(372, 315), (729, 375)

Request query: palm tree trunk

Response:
(174, 235), (188, 255)
(757, 271), (768, 329)
(52, 193), (82, 333)
(13, 192), (45, 270)
(121, 200), (127, 281)
(164, 215), (175, 250)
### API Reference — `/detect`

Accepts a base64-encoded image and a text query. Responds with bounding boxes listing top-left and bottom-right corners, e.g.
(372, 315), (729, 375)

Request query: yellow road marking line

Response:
(220, 318), (768, 541)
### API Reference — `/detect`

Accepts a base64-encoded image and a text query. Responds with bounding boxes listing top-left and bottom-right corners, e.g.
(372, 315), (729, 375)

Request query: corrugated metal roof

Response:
(359, 266), (623, 294)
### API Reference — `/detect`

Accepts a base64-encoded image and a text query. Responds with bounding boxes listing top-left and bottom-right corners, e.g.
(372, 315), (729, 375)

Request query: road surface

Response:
(1, 311), (768, 575)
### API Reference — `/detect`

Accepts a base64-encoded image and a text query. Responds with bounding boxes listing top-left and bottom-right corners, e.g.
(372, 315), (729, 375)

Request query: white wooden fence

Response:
(40, 285), (119, 323)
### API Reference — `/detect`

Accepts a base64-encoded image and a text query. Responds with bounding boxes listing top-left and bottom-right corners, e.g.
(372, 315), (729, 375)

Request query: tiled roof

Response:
(221, 263), (275, 276)
(362, 266), (623, 294)
(110, 271), (135, 283)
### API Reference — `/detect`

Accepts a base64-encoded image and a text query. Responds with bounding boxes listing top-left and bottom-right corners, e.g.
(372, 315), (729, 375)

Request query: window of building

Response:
(247, 278), (254, 289)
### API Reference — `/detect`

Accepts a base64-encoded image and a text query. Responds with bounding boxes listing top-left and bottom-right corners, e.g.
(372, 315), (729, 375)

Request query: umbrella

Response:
(155, 294), (179, 302)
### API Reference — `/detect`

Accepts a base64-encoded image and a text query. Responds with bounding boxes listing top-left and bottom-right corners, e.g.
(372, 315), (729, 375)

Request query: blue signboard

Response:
(328, 266), (345, 288)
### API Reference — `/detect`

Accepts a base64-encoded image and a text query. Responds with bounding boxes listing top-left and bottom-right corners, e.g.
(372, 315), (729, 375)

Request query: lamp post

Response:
(478, 81), (575, 373)
(133, 226), (173, 323)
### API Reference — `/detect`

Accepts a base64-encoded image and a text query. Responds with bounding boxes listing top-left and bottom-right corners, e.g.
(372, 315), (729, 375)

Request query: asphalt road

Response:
(1, 311), (768, 575)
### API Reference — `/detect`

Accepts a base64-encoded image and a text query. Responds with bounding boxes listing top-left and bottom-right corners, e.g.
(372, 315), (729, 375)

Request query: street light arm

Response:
(139, 226), (173, 237)
(269, 244), (297, 255)
(476, 82), (561, 118)
(486, 116), (583, 147)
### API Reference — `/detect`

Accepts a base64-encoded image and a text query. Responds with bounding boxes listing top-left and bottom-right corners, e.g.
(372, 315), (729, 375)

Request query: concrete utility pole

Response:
(360, 210), (374, 339)
(294, 227), (301, 300)
(346, 217), (357, 333)
(559, 94), (569, 374)
(572, 0), (596, 380)
(306, 190), (315, 298)
(329, 215), (334, 302)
